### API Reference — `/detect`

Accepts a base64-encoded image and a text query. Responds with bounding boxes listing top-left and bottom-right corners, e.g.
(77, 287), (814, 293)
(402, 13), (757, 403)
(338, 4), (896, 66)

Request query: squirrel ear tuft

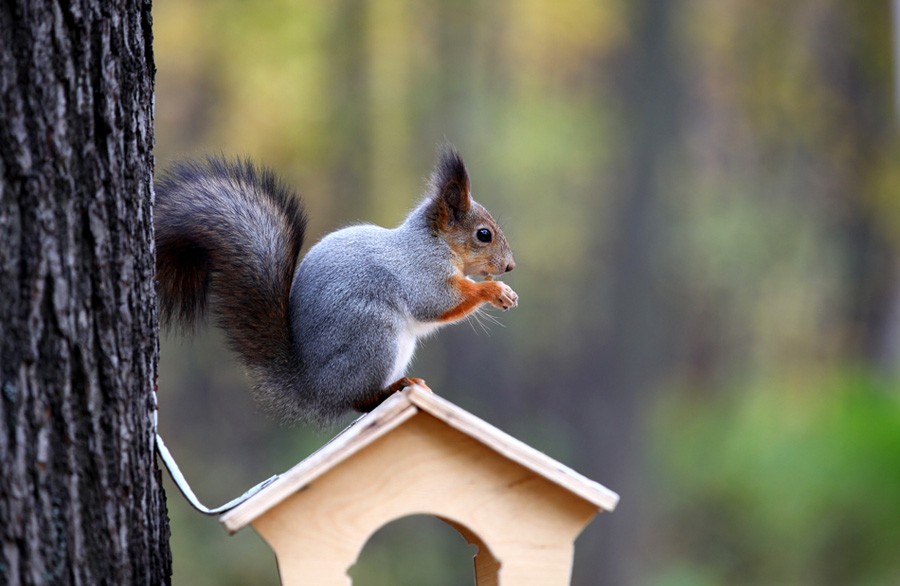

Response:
(430, 146), (471, 221)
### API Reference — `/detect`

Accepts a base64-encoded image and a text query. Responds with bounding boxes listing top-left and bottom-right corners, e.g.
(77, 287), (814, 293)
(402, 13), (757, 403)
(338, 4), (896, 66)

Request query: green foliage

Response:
(651, 373), (900, 586)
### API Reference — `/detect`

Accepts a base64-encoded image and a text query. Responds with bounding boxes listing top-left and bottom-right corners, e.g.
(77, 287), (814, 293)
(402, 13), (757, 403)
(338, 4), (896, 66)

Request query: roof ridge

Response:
(220, 385), (618, 534)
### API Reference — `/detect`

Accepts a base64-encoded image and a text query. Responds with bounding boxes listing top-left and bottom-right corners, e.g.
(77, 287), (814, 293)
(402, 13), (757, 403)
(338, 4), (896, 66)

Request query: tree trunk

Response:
(0, 1), (171, 585)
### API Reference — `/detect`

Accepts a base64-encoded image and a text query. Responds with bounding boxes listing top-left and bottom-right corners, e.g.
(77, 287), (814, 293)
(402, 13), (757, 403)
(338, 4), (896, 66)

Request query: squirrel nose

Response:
(504, 260), (515, 273)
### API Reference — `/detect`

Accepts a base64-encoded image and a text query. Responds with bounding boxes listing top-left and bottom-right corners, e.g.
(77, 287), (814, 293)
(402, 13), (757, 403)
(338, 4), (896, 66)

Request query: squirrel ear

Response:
(429, 146), (471, 226)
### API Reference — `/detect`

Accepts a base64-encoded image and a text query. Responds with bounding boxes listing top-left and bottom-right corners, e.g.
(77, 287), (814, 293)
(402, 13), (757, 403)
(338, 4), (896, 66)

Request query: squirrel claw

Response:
(490, 281), (518, 311)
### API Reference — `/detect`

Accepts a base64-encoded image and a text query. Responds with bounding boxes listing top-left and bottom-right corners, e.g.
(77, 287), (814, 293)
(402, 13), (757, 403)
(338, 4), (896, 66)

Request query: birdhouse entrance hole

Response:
(349, 514), (491, 585)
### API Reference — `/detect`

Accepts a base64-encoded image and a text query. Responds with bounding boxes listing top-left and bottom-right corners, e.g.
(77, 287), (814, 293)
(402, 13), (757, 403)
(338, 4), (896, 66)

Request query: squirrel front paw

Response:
(487, 281), (518, 311)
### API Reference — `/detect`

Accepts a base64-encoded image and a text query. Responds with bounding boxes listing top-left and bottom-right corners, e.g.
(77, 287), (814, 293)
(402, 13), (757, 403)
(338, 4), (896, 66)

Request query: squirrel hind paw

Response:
(353, 377), (431, 413)
(386, 376), (429, 393)
(400, 377), (431, 392)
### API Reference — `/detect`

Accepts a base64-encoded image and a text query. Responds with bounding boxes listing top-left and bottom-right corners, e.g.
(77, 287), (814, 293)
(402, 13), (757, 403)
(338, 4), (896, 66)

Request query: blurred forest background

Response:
(153, 0), (900, 584)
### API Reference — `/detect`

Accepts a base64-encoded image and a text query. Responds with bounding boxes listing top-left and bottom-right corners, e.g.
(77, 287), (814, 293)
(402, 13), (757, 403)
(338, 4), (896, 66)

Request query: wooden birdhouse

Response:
(220, 385), (619, 586)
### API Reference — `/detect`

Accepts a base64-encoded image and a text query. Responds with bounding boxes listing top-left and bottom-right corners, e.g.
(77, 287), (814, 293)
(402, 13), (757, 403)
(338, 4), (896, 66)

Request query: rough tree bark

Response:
(0, 1), (171, 584)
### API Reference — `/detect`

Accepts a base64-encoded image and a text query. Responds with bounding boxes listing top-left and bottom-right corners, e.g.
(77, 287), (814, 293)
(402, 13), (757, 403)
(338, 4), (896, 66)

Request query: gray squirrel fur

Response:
(155, 146), (517, 425)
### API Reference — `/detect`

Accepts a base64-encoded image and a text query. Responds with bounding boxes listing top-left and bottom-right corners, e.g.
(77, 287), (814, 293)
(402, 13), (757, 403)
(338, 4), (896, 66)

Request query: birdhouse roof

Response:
(220, 385), (619, 533)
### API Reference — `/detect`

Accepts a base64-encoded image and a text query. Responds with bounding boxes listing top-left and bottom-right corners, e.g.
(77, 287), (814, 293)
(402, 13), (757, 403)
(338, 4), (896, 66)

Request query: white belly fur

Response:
(388, 318), (444, 384)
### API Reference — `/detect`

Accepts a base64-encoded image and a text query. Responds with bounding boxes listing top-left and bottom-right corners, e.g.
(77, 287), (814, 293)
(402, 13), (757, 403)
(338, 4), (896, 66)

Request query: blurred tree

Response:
(0, 0), (170, 584)
(568, 1), (685, 583)
(824, 2), (899, 369)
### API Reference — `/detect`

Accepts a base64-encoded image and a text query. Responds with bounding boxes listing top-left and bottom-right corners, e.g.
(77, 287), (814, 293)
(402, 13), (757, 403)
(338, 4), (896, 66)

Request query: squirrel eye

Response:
(476, 228), (492, 243)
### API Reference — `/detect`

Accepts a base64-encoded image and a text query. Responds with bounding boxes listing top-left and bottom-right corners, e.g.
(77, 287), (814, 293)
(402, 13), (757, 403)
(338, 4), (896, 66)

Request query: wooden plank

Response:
(405, 386), (620, 512)
(220, 392), (418, 533)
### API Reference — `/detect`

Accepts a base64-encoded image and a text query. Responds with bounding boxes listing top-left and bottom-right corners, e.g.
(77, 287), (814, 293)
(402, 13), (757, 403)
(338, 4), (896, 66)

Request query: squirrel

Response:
(154, 146), (517, 425)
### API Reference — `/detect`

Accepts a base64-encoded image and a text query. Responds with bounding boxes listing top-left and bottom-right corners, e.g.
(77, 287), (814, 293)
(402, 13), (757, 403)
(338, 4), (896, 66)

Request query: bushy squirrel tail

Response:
(154, 157), (307, 397)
